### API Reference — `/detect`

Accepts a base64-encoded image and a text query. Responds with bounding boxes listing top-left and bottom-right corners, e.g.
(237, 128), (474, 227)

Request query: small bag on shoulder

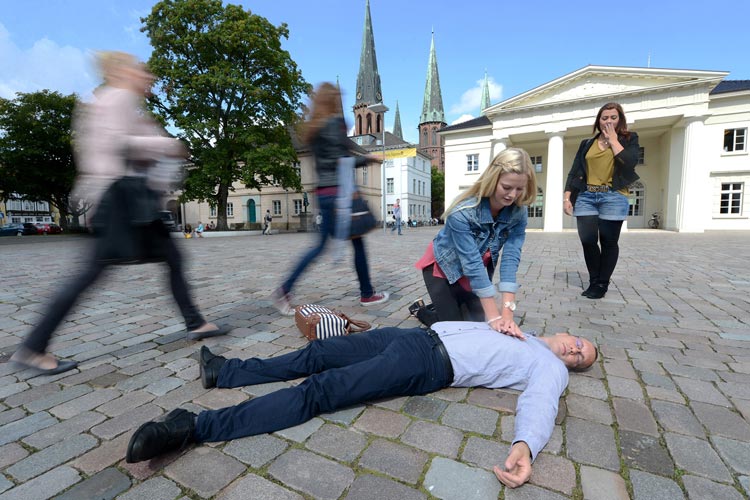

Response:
(294, 304), (371, 341)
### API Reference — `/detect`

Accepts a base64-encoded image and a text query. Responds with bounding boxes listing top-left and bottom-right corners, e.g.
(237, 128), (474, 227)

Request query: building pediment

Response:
(488, 65), (729, 112)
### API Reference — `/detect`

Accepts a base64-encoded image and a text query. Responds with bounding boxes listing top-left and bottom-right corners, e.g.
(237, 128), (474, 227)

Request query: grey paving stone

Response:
(0, 407), (25, 427)
(53, 467), (130, 500)
(629, 469), (685, 500)
(344, 473), (426, 500)
(604, 358), (638, 379)
(402, 395), (448, 420)
(433, 386), (469, 402)
(69, 432), (130, 475)
(608, 375), (645, 400)
(580, 466), (629, 500)
(305, 423), (367, 463)
(7, 434), (97, 482)
(682, 475), (744, 500)
(529, 453), (576, 496)
(241, 380), (291, 397)
(566, 376), (608, 399)
(164, 447), (245, 498)
(504, 484), (569, 500)
(151, 379), (208, 409)
(564, 417), (620, 471)
(0, 466), (80, 500)
(440, 402), (498, 435)
(690, 401), (750, 441)
(320, 404), (365, 425)
(423, 457), (501, 500)
(22, 411), (106, 449)
(3, 384), (59, 408)
(223, 434), (289, 467)
(664, 433), (733, 483)
(461, 436), (506, 470)
(0, 443), (29, 469)
(274, 416), (323, 442)
(94, 390), (155, 417)
(652, 400), (705, 437)
(619, 430), (674, 476)
(466, 388), (518, 412)
(0, 412), (58, 446)
(672, 376), (731, 407)
(217, 473), (303, 500)
(268, 449), (354, 500)
(90, 402), (164, 440)
(23, 385), (91, 413)
(613, 398), (658, 436)
(740, 476), (750, 497)
(56, 363), (116, 387)
(646, 385), (685, 404)
(352, 407), (410, 438)
(49, 388), (119, 419)
(711, 436), (750, 474)
(640, 371), (676, 390)
(0, 476), (11, 495)
(565, 393), (613, 425)
(400, 420), (463, 458)
(358, 438), (428, 484)
(115, 476), (182, 500)
(371, 395), (408, 411)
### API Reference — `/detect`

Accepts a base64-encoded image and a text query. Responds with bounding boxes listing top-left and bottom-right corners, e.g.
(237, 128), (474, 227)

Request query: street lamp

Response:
(368, 102), (388, 233)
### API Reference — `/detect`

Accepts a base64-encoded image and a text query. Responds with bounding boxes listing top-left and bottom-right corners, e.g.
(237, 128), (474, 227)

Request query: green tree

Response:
(142, 0), (310, 229)
(431, 167), (445, 218)
(0, 91), (78, 229)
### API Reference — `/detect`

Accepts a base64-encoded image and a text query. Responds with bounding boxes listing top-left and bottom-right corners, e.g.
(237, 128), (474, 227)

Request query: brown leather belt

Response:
(426, 329), (454, 384)
(587, 184), (610, 192)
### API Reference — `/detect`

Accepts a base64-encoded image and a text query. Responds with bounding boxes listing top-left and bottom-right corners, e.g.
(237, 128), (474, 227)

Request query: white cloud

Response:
(449, 76), (503, 116)
(451, 114), (475, 125)
(0, 22), (97, 99)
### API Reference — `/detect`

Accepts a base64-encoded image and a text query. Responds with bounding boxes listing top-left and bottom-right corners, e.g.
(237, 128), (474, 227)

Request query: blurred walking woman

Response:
(563, 102), (640, 299)
(412, 148), (536, 338)
(272, 82), (388, 315)
(10, 52), (225, 375)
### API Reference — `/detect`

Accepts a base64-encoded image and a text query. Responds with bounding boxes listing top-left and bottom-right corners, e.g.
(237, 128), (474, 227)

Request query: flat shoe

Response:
(13, 357), (78, 376)
(187, 324), (231, 341)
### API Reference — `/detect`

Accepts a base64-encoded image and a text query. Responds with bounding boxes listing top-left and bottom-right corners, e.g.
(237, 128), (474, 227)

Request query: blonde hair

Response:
(96, 51), (139, 85)
(301, 82), (344, 144)
(443, 147), (537, 218)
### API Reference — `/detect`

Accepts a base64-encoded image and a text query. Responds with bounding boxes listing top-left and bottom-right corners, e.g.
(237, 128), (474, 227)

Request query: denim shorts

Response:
(573, 190), (629, 220)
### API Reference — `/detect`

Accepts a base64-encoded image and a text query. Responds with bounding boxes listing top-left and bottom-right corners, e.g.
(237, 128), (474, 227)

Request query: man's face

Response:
(548, 333), (597, 370)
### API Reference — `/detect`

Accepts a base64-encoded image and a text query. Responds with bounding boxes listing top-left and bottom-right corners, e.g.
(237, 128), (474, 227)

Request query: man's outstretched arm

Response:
(493, 441), (532, 488)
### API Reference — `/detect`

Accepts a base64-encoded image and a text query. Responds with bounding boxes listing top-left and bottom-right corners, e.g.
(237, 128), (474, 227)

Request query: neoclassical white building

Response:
(440, 65), (750, 232)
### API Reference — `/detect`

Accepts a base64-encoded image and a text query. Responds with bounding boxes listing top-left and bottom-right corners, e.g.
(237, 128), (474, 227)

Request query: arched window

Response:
(432, 128), (437, 146)
(366, 114), (373, 134)
(357, 115), (362, 135)
(527, 187), (544, 218)
(422, 129), (427, 146)
(627, 181), (645, 216)
(376, 115), (382, 134)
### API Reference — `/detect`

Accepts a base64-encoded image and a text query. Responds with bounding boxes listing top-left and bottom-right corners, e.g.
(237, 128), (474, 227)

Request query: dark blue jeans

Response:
(281, 193), (374, 298)
(193, 327), (451, 442)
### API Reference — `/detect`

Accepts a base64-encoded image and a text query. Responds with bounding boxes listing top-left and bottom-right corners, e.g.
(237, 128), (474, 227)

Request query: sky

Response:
(2, 0), (750, 144)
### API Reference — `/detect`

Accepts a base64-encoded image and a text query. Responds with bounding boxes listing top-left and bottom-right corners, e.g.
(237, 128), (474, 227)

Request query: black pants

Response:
(576, 216), (624, 285)
(416, 264), (484, 327)
(22, 233), (204, 354)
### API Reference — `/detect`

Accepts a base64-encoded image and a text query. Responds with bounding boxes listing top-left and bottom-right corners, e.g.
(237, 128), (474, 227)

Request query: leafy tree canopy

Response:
(431, 167), (445, 219)
(142, 0), (310, 229)
(0, 90), (78, 228)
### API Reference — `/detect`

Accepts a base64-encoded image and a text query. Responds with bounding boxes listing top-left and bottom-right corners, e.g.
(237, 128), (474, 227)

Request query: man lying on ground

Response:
(127, 322), (597, 488)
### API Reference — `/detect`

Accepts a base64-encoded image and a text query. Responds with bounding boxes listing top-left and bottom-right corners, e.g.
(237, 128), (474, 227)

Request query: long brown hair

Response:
(593, 102), (630, 138)
(301, 82), (344, 144)
(443, 147), (537, 218)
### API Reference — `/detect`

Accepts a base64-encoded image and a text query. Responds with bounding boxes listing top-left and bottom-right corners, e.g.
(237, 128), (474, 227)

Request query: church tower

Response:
(392, 101), (403, 140)
(418, 31), (446, 172)
(480, 71), (491, 114)
(353, 0), (384, 136)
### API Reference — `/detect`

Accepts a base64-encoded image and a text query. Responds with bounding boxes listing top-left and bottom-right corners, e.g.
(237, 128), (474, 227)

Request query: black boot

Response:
(581, 282), (597, 297)
(586, 282), (609, 299)
(199, 345), (226, 389)
(126, 408), (196, 463)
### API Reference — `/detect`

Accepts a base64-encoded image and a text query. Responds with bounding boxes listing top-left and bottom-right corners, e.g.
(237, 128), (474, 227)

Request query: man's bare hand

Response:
(493, 442), (532, 489)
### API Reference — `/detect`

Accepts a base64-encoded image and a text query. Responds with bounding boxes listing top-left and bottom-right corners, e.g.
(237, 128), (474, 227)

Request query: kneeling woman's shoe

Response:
(127, 408), (196, 463)
(586, 283), (608, 299)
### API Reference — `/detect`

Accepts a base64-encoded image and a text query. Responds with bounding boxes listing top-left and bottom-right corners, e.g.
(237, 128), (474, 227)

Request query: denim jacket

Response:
(433, 197), (527, 298)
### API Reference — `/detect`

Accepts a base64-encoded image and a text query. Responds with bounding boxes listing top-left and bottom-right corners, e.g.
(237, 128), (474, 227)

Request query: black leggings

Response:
(415, 264), (485, 327)
(576, 216), (624, 285)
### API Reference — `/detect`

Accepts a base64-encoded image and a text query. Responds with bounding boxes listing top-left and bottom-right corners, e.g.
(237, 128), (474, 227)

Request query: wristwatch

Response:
(503, 301), (516, 312)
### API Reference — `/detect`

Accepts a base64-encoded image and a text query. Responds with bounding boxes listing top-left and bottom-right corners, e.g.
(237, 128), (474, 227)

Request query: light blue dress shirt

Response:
(432, 321), (569, 461)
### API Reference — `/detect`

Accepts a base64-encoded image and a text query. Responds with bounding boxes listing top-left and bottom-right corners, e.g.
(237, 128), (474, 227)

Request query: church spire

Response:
(392, 100), (403, 140)
(419, 31), (445, 124)
(480, 70), (491, 114)
(353, 0), (384, 135)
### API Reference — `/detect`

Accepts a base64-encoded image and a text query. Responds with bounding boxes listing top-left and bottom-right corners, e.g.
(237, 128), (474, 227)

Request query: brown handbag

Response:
(294, 304), (371, 341)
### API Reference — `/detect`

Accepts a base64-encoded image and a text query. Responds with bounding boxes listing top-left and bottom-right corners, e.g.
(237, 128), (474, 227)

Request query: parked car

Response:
(35, 223), (63, 234)
(0, 223), (37, 236)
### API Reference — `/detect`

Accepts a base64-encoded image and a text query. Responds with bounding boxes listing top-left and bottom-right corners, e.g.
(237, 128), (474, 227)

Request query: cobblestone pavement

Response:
(1, 228), (749, 500)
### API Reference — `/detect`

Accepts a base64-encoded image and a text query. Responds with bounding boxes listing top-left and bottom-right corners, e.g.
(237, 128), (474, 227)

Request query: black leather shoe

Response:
(581, 282), (596, 297)
(126, 408), (196, 463)
(408, 298), (425, 317)
(586, 283), (608, 299)
(200, 346), (226, 389)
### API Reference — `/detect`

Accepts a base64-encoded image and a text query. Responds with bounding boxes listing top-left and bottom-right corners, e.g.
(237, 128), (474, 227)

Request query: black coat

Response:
(565, 132), (640, 196)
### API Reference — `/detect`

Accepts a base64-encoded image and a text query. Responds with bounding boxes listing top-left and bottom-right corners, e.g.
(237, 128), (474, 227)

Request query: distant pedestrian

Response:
(184, 224), (193, 239)
(391, 198), (402, 235)
(315, 212), (323, 232)
(262, 210), (272, 235)
(195, 221), (204, 238)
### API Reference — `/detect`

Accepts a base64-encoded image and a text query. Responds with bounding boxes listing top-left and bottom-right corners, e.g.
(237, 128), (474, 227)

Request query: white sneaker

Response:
(360, 291), (390, 306)
(272, 289), (295, 316)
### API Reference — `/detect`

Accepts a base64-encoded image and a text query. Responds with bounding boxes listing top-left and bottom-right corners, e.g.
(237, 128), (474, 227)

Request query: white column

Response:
(491, 136), (509, 159)
(676, 117), (708, 232)
(544, 132), (565, 232)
